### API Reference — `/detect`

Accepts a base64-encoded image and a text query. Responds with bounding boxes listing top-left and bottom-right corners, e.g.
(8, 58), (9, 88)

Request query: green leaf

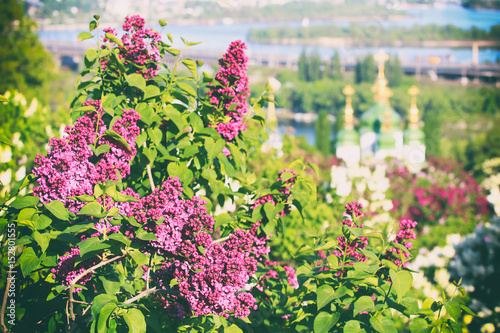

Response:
(182, 59), (198, 79)
(225, 324), (244, 333)
(89, 20), (98, 32)
(354, 295), (375, 316)
(35, 215), (52, 230)
(129, 250), (149, 266)
(19, 247), (42, 277)
(78, 32), (93, 41)
(78, 202), (104, 216)
(105, 32), (124, 47)
(207, 138), (226, 160)
(144, 85), (161, 100)
(136, 228), (158, 241)
(369, 317), (397, 333)
(85, 48), (98, 67)
(214, 213), (232, 231)
(108, 233), (131, 245)
(165, 48), (180, 56)
(33, 231), (51, 253)
(390, 270), (413, 303)
(317, 285), (336, 311)
(79, 237), (110, 257)
(11, 174), (34, 196)
(46, 285), (67, 301)
(344, 320), (362, 333)
(314, 312), (340, 333)
(63, 221), (96, 234)
(93, 15), (100, 20)
(11, 196), (39, 209)
(147, 127), (162, 146)
(177, 82), (197, 96)
(165, 108), (185, 131)
(0, 94), (10, 103)
(94, 144), (110, 156)
(97, 303), (117, 333)
(159, 19), (167, 27)
(444, 301), (461, 322)
(410, 318), (429, 333)
(45, 200), (70, 221)
(104, 129), (131, 151)
(122, 308), (146, 333)
(126, 73), (146, 92)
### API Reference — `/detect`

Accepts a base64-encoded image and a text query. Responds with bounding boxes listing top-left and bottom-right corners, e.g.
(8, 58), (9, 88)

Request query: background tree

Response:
(315, 109), (331, 155)
(386, 55), (404, 87)
(331, 51), (342, 81)
(308, 49), (322, 82)
(0, 0), (54, 101)
(298, 49), (309, 81)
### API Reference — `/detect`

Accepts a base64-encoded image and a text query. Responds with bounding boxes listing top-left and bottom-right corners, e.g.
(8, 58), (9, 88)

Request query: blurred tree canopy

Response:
(0, 0), (54, 101)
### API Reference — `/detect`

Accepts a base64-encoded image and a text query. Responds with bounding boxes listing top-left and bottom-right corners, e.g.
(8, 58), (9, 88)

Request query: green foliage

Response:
(315, 110), (332, 156)
(0, 91), (69, 195)
(0, 0), (55, 101)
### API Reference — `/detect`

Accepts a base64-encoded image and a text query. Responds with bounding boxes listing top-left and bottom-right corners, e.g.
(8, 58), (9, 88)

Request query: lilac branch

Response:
(68, 254), (126, 321)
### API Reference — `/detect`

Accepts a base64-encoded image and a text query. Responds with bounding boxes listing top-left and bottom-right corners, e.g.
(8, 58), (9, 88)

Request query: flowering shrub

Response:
(0, 15), (312, 332)
(0, 15), (474, 333)
(388, 156), (490, 248)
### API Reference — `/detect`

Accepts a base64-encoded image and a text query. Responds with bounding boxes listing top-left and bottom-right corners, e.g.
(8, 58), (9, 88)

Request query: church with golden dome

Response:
(336, 51), (426, 167)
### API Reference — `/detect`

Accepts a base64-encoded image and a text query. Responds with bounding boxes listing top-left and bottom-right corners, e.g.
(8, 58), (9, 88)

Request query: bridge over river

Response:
(44, 40), (500, 84)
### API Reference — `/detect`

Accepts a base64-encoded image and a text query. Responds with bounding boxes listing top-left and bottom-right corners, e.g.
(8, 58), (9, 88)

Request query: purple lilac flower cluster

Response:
(102, 15), (162, 79)
(33, 100), (140, 291)
(386, 218), (418, 267)
(120, 177), (270, 318)
(207, 40), (250, 143)
(333, 202), (369, 266)
(33, 99), (140, 213)
(253, 169), (297, 217)
(257, 260), (299, 290)
(50, 247), (97, 293)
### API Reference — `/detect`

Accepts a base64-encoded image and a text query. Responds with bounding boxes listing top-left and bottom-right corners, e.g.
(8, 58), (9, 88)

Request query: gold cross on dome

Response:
(343, 85), (355, 129)
(373, 50), (389, 80)
(408, 85), (420, 128)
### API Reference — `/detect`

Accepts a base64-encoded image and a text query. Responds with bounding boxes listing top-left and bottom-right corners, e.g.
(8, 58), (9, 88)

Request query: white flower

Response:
(0, 169), (12, 185)
(11, 132), (23, 149)
(45, 125), (54, 138)
(15, 166), (26, 181)
(382, 200), (393, 212)
(24, 97), (38, 117)
(371, 191), (385, 202)
(13, 92), (27, 106)
(0, 146), (12, 163)
(59, 124), (66, 138)
(355, 181), (366, 193)
(336, 180), (352, 197)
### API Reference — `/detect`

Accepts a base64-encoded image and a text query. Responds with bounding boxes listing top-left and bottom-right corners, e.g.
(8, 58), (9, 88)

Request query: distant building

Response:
(336, 51), (426, 168)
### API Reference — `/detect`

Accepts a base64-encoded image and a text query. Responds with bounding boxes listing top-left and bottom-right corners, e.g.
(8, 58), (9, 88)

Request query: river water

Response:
(38, 3), (500, 145)
(39, 3), (500, 64)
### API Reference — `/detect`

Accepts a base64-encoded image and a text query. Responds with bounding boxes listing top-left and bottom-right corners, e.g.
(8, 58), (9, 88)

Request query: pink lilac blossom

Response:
(333, 202), (369, 274)
(120, 177), (269, 319)
(50, 247), (97, 293)
(207, 40), (250, 142)
(102, 15), (161, 79)
(386, 218), (418, 267)
(252, 169), (297, 217)
(257, 260), (299, 290)
(33, 100), (140, 213)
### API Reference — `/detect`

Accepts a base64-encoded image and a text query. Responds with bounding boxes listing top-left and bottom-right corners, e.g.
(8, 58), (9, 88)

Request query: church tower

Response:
(336, 85), (360, 165)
